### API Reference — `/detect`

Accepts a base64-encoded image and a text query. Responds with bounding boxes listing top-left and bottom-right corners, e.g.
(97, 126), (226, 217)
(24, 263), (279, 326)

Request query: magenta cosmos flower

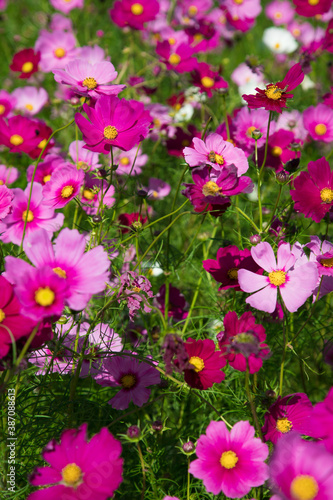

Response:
(0, 164), (19, 185)
(184, 337), (226, 390)
(10, 48), (40, 79)
(5, 227), (110, 311)
(42, 165), (84, 208)
(28, 423), (123, 500)
(189, 420), (269, 498)
(233, 107), (275, 154)
(0, 185), (13, 220)
(0, 276), (36, 358)
(203, 245), (263, 291)
(269, 432), (333, 500)
(262, 393), (314, 444)
(182, 165), (253, 215)
(95, 355), (161, 410)
(110, 0), (160, 30)
(310, 387), (333, 453)
(217, 311), (270, 374)
(26, 154), (69, 185)
(290, 157), (333, 223)
(238, 242), (318, 313)
(75, 95), (151, 154)
(49, 0), (84, 14)
(191, 62), (228, 97)
(53, 60), (126, 99)
(0, 115), (41, 156)
(242, 63), (304, 113)
(0, 90), (16, 118)
(303, 103), (333, 143)
(0, 183), (64, 246)
(156, 41), (199, 74)
(183, 132), (249, 176)
(292, 0), (332, 17)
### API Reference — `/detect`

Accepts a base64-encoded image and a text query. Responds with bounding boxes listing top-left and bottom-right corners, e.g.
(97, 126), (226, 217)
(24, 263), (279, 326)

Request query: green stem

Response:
(257, 111), (273, 232)
(245, 363), (262, 439)
(137, 442), (146, 500)
(232, 205), (260, 233)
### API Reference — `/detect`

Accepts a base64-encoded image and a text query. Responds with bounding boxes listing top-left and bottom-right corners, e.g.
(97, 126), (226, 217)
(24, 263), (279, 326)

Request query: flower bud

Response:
(249, 234), (261, 244)
(132, 221), (142, 230)
(251, 129), (263, 140)
(151, 420), (163, 432)
(182, 441), (195, 453)
(98, 168), (107, 179)
(137, 188), (148, 198)
(127, 425), (141, 439)
(92, 215), (102, 224)
(276, 170), (290, 184)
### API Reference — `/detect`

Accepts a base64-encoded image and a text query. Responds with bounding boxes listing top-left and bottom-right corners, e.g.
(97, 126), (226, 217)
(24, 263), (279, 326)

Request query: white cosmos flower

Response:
(263, 27), (298, 54)
(174, 103), (194, 122)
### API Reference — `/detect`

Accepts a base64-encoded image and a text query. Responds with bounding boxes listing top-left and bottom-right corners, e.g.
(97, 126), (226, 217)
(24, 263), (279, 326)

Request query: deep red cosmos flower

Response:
(184, 337), (226, 390)
(242, 63), (304, 113)
(118, 212), (148, 233)
(10, 48), (40, 79)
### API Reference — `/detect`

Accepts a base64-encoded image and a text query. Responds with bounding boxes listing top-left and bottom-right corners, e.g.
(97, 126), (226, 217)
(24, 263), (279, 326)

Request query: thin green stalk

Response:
(232, 205), (260, 233)
(221, 94), (230, 141)
(279, 300), (289, 396)
(137, 443), (146, 500)
(265, 184), (283, 233)
(187, 457), (191, 500)
(257, 111), (273, 232)
(245, 363), (262, 439)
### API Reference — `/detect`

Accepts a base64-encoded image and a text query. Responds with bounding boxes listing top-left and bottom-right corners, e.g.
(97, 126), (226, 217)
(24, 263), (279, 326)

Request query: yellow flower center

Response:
(83, 188), (95, 200)
(216, 154), (224, 164)
(54, 47), (66, 59)
(104, 125), (118, 140)
(271, 146), (282, 157)
(276, 417), (293, 433)
(188, 5), (198, 15)
(168, 53), (181, 66)
(0, 104), (6, 115)
(201, 76), (215, 88)
(0, 180), (3, 185)
(293, 28), (301, 36)
(235, 332), (255, 343)
(202, 181), (221, 197)
(25, 103), (34, 111)
(269, 270), (286, 286)
(246, 126), (257, 137)
(38, 139), (47, 149)
(314, 123), (327, 136)
(120, 374), (137, 388)
(43, 174), (51, 183)
(275, 42), (280, 49)
(0, 309), (5, 323)
(233, 0), (243, 3)
(193, 33), (203, 43)
(120, 157), (130, 165)
(274, 11), (282, 18)
(22, 210), (34, 222)
(290, 475), (319, 500)
(132, 286), (141, 293)
(82, 77), (97, 90)
(308, 0), (319, 5)
(61, 185), (74, 199)
(131, 3), (144, 15)
(320, 188), (333, 203)
(227, 267), (238, 280)
(189, 356), (205, 372)
(61, 463), (83, 488)
(53, 267), (67, 279)
(320, 257), (333, 267)
(220, 450), (238, 469)
(35, 287), (55, 307)
(265, 85), (282, 100)
(151, 190), (158, 198)
(21, 61), (34, 73)
(10, 134), (24, 146)
(168, 37), (176, 45)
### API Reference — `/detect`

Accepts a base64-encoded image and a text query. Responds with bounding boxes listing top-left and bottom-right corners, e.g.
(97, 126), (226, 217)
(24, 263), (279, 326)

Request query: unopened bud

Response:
(92, 215), (102, 224)
(98, 168), (107, 178)
(137, 189), (148, 198)
(289, 142), (301, 152)
(284, 158), (300, 173)
(182, 441), (195, 453)
(276, 170), (290, 184)
(132, 221), (142, 230)
(127, 425), (141, 439)
(151, 420), (163, 432)
(251, 129), (262, 140)
(249, 234), (261, 244)
(112, 164), (119, 171)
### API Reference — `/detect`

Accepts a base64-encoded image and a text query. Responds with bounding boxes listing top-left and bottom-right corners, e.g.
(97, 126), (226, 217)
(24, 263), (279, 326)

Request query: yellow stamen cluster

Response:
(290, 475), (319, 500)
(308, 0), (319, 5)
(43, 174), (51, 183)
(25, 104), (34, 111)
(38, 139), (47, 149)
(61, 185), (74, 199)
(53, 267), (67, 279)
(276, 417), (293, 433)
(83, 189), (95, 200)
(104, 125), (118, 140)
(220, 450), (238, 469)
(22, 210), (34, 222)
(61, 463), (83, 488)
(22, 61), (34, 73)
(246, 126), (256, 138)
(54, 47), (66, 59)
(314, 123), (327, 136)
(0, 104), (5, 115)
(120, 374), (137, 388)
(271, 146), (282, 157)
(268, 270), (286, 286)
(201, 76), (215, 88)
(120, 157), (130, 165)
(168, 54), (181, 66)
(320, 257), (333, 268)
(202, 181), (221, 197)
(35, 287), (55, 307)
(10, 135), (24, 146)
(227, 267), (238, 280)
(265, 85), (282, 100)
(0, 309), (5, 323)
(320, 188), (333, 203)
(188, 5), (198, 16)
(188, 356), (205, 373)
(82, 77), (97, 90)
(131, 3), (144, 15)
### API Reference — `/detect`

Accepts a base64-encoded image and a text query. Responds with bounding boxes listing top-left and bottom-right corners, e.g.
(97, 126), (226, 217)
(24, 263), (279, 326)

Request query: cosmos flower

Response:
(9, 48), (40, 79)
(189, 420), (269, 497)
(262, 27), (298, 54)
(191, 62), (228, 97)
(49, 0), (84, 14)
(110, 0), (160, 30)
(0, 115), (41, 156)
(0, 90), (17, 118)
(0, 185), (13, 220)
(183, 337), (226, 390)
(0, 165), (19, 186)
(237, 241), (318, 313)
(68, 140), (101, 172)
(233, 107), (275, 154)
(12, 86), (48, 116)
(265, 0), (295, 26)
(156, 41), (199, 73)
(42, 165), (84, 209)
(303, 103), (333, 143)
(155, 284), (188, 321)
(310, 387), (333, 453)
(292, 0), (332, 17)
(28, 423), (123, 500)
(26, 154), (70, 186)
(242, 63), (304, 113)
(35, 30), (78, 73)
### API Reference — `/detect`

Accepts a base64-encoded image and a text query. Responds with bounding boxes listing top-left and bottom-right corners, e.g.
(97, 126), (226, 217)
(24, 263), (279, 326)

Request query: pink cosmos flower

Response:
(182, 165), (253, 215)
(42, 165), (84, 208)
(184, 133), (249, 176)
(26, 154), (69, 185)
(53, 60), (125, 99)
(147, 177), (171, 200)
(0, 275), (36, 358)
(189, 420), (269, 497)
(242, 63), (304, 113)
(0, 90), (17, 118)
(117, 271), (153, 320)
(0, 115), (41, 156)
(156, 41), (199, 73)
(68, 140), (101, 172)
(12, 86), (48, 116)
(28, 423), (123, 500)
(309, 387), (333, 453)
(265, 0), (294, 26)
(50, 13), (73, 31)
(276, 109), (307, 141)
(13, 266), (69, 321)
(5, 227), (110, 311)
(191, 62), (228, 97)
(0, 183), (64, 246)
(10, 48), (40, 79)
(303, 103), (333, 143)
(217, 311), (270, 374)
(262, 393), (314, 444)
(95, 355), (161, 410)
(184, 337), (226, 390)
(77, 44), (109, 64)
(269, 432), (333, 499)
(81, 173), (115, 215)
(238, 241), (318, 313)
(306, 235), (333, 278)
(110, 0), (160, 30)
(0, 185), (13, 220)
(203, 245), (263, 291)
(0, 165), (19, 185)
(258, 129), (296, 171)
(222, 0), (262, 21)
(290, 156), (333, 223)
(233, 107), (275, 154)
(27, 121), (55, 160)
(113, 146), (148, 176)
(185, 20), (221, 54)
(49, 0), (84, 14)
(75, 95), (152, 154)
(35, 30), (78, 72)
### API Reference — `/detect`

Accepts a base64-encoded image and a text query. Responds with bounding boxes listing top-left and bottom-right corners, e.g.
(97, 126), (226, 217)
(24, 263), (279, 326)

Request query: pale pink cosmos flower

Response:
(238, 242), (318, 313)
(35, 30), (78, 72)
(233, 107), (275, 154)
(265, 0), (295, 26)
(53, 60), (125, 99)
(42, 165), (84, 208)
(276, 110), (307, 141)
(5, 227), (110, 311)
(0, 185), (13, 220)
(50, 13), (73, 31)
(113, 146), (148, 176)
(94, 354), (161, 410)
(303, 103), (333, 143)
(49, 0), (84, 14)
(77, 44), (109, 64)
(0, 183), (64, 246)
(12, 86), (48, 116)
(147, 177), (171, 200)
(81, 173), (115, 216)
(183, 132), (249, 176)
(222, 0), (262, 20)
(68, 140), (101, 172)
(0, 165), (19, 185)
